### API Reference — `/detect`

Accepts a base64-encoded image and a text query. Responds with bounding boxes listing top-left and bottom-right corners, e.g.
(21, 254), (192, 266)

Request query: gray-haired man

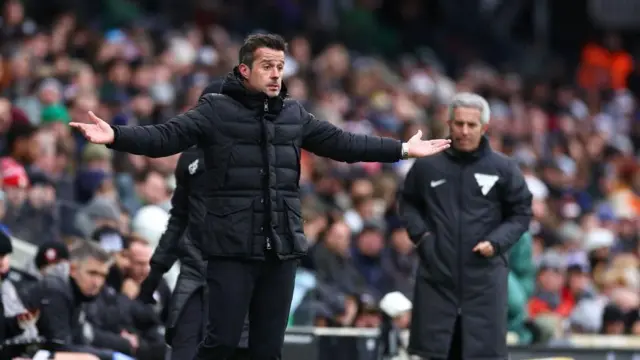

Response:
(399, 92), (533, 360)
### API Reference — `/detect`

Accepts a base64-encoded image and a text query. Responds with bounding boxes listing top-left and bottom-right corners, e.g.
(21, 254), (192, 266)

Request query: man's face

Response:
(241, 47), (285, 97)
(538, 268), (564, 292)
(128, 242), (151, 283)
(357, 230), (384, 257)
(449, 107), (486, 152)
(70, 257), (109, 297)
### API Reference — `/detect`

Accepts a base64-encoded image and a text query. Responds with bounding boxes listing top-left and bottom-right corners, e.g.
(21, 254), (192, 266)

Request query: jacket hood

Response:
(200, 78), (225, 97)
(220, 67), (288, 112)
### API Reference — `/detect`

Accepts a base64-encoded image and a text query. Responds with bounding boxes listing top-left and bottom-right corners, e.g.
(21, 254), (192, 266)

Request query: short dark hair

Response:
(70, 240), (112, 265)
(239, 34), (287, 67)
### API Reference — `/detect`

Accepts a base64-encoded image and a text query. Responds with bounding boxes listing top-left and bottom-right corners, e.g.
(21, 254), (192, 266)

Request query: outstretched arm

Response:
(301, 107), (450, 163)
(71, 96), (218, 158)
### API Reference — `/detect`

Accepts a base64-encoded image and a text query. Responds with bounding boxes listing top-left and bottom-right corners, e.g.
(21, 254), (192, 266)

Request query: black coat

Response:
(108, 68), (402, 260)
(399, 138), (532, 360)
(35, 275), (115, 360)
(85, 286), (165, 356)
(149, 148), (251, 347)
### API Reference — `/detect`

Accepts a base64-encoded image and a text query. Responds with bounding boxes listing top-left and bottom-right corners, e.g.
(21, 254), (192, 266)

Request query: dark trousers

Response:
(432, 317), (462, 360)
(170, 289), (205, 360)
(193, 256), (297, 360)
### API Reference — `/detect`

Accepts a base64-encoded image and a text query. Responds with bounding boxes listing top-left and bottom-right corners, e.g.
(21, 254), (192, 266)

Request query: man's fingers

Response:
(88, 111), (101, 124)
(432, 139), (451, 147)
(472, 244), (482, 252)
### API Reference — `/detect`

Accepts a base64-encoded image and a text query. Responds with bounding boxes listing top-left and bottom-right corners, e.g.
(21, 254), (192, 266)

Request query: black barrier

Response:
(283, 328), (640, 360)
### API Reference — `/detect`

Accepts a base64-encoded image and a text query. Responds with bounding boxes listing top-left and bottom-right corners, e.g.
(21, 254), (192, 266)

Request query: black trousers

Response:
(193, 255), (297, 360)
(170, 289), (205, 360)
(432, 317), (462, 360)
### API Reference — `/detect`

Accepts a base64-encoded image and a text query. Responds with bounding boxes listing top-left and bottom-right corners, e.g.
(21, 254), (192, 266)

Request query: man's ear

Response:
(69, 262), (78, 277)
(238, 63), (250, 80)
(482, 124), (489, 134)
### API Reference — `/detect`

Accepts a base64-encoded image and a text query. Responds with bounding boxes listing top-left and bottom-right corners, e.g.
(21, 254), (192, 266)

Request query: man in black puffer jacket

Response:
(71, 33), (450, 360)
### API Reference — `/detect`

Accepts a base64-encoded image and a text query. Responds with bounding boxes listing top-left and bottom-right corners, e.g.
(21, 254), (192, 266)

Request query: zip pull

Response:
(264, 99), (269, 112)
(266, 237), (272, 250)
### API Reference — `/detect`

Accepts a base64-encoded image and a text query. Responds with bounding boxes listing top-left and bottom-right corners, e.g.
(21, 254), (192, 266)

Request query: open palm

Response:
(406, 130), (451, 157)
(69, 111), (115, 144)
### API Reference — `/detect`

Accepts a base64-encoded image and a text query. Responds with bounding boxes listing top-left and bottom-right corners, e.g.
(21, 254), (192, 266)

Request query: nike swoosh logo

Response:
(430, 179), (446, 188)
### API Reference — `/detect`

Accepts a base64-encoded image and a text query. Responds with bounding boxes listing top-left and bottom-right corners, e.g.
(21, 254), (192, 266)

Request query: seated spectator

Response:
(90, 225), (129, 294)
(123, 239), (170, 322)
(564, 261), (597, 304)
(84, 283), (166, 359)
(351, 222), (396, 297)
(386, 225), (416, 298)
(34, 241), (71, 278)
(11, 170), (60, 245)
(36, 241), (121, 360)
(313, 221), (369, 296)
(528, 253), (575, 318)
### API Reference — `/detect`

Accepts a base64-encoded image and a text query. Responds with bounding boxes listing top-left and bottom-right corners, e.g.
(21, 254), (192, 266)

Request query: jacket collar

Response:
(220, 67), (288, 114)
(444, 136), (491, 162)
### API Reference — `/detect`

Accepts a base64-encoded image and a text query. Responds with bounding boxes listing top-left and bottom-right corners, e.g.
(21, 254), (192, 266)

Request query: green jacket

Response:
(507, 232), (536, 344)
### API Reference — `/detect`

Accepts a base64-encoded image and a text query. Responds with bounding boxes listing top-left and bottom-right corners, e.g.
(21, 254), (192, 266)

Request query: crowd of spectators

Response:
(0, 0), (638, 358)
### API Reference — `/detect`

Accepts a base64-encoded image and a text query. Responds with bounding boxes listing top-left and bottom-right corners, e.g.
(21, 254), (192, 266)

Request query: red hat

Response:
(0, 157), (29, 189)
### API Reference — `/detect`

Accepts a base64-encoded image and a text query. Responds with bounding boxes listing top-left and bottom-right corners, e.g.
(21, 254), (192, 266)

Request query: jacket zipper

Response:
(263, 99), (272, 251)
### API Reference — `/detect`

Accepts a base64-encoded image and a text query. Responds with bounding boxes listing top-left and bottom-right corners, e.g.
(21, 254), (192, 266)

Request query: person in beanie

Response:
(40, 103), (72, 139)
(34, 241), (71, 277)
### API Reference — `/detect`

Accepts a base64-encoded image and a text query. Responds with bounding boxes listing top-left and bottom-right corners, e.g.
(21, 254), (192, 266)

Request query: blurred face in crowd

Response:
(28, 183), (56, 208)
(4, 187), (27, 207)
(4, 0), (23, 26)
(0, 254), (10, 275)
(449, 106), (486, 152)
(239, 47), (285, 97)
(71, 257), (110, 297)
(287, 77), (308, 101)
(325, 222), (351, 256)
(128, 241), (151, 283)
(95, 177), (117, 201)
(537, 268), (564, 293)
(137, 171), (169, 205)
(71, 94), (98, 123)
(350, 179), (373, 199)
(39, 84), (61, 106)
(13, 131), (41, 164)
(290, 36), (311, 65)
(109, 61), (131, 86)
(357, 229), (384, 257)
(567, 268), (591, 294)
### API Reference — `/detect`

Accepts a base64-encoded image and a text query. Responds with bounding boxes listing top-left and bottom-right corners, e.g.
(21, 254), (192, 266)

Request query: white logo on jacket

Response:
(188, 159), (199, 175)
(474, 173), (499, 195)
